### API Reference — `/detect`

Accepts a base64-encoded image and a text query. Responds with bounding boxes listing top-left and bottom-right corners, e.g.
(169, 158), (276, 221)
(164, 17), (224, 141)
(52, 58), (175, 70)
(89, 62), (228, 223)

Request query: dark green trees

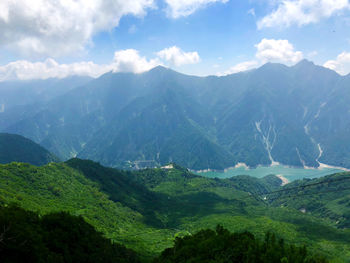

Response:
(0, 205), (140, 263)
(0, 206), (330, 263)
(155, 225), (328, 263)
(0, 133), (59, 166)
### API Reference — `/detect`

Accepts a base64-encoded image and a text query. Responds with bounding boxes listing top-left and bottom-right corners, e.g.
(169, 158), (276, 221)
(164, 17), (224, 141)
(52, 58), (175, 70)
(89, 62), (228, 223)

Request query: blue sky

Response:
(1, 0), (350, 80)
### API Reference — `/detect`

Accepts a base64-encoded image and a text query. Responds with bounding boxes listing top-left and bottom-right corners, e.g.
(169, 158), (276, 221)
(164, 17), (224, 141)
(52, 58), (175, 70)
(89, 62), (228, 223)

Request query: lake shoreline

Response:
(192, 162), (349, 174)
(276, 174), (289, 186)
(193, 162), (348, 182)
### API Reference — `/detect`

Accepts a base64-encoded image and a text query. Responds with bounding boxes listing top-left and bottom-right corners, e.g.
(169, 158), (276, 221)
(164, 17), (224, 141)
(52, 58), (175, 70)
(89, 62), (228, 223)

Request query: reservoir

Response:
(196, 164), (346, 183)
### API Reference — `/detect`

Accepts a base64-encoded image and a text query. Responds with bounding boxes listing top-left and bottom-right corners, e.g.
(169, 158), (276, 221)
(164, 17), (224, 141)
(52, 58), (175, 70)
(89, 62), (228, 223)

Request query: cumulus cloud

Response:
(258, 0), (350, 29)
(255, 38), (303, 64)
(157, 46), (200, 66)
(0, 59), (111, 81)
(0, 0), (155, 57)
(219, 38), (303, 76)
(323, 52), (350, 75)
(111, 49), (160, 73)
(165, 0), (228, 18)
(0, 50), (160, 81)
(0, 46), (202, 81)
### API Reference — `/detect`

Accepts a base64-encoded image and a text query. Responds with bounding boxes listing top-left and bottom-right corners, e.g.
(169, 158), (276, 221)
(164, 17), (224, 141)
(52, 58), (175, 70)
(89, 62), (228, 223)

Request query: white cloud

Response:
(219, 60), (258, 75)
(0, 59), (110, 81)
(258, 0), (350, 29)
(0, 49), (160, 81)
(218, 38), (303, 76)
(157, 46), (200, 66)
(255, 38), (303, 64)
(0, 0), (155, 57)
(165, 0), (228, 18)
(112, 49), (160, 73)
(324, 52), (350, 75)
(0, 46), (202, 81)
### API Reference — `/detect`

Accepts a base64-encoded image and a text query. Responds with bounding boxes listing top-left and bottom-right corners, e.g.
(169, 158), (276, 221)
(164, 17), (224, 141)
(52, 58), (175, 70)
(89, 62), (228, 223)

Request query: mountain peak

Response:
(146, 65), (183, 78)
(293, 59), (340, 76)
(294, 59), (315, 68)
(257, 62), (289, 72)
(148, 65), (171, 73)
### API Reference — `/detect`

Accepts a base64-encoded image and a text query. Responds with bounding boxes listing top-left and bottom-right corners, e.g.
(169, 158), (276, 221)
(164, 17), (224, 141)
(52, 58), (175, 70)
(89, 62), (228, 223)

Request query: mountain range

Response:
(1, 60), (349, 170)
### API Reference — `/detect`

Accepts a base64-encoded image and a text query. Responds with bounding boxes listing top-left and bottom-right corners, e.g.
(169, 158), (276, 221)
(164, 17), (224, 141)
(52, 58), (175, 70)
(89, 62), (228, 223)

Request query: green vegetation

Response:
(269, 172), (350, 228)
(0, 205), (140, 263)
(0, 205), (328, 263)
(0, 133), (59, 165)
(0, 159), (350, 261)
(0, 161), (158, 254)
(155, 225), (327, 263)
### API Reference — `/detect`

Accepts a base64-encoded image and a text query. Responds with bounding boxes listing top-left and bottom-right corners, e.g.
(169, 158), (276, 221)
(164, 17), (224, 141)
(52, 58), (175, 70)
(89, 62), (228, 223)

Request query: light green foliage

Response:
(269, 172), (350, 228)
(0, 162), (158, 254)
(0, 160), (350, 261)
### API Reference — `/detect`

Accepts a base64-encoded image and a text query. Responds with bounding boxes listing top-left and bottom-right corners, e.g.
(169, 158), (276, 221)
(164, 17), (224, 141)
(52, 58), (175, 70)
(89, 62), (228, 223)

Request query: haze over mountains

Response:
(0, 76), (92, 129)
(1, 60), (349, 170)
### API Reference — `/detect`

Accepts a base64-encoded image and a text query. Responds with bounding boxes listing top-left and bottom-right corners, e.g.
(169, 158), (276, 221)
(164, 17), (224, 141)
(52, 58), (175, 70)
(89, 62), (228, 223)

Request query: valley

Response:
(1, 1), (350, 262)
(1, 62), (350, 262)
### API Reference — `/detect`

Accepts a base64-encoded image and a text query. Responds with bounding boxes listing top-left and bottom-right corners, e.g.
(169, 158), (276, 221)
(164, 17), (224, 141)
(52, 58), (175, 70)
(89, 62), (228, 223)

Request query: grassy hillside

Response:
(0, 133), (59, 165)
(0, 159), (349, 261)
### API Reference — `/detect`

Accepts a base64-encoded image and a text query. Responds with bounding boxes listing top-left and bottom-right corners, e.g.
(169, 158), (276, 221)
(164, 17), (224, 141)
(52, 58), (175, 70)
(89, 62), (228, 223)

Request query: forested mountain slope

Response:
(2, 61), (350, 169)
(0, 205), (140, 263)
(269, 172), (350, 228)
(0, 133), (59, 165)
(0, 159), (349, 261)
(0, 76), (92, 130)
(155, 226), (328, 263)
(0, 206), (327, 263)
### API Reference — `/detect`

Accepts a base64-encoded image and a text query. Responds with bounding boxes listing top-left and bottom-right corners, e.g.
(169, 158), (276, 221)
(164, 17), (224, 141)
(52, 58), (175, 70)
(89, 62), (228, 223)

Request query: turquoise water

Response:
(196, 165), (345, 182)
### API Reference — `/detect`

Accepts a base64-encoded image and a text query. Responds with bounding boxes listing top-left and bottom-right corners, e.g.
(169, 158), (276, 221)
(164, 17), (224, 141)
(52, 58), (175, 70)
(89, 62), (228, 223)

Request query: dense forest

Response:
(0, 133), (59, 166)
(0, 159), (349, 261)
(0, 205), (140, 263)
(0, 205), (327, 263)
(268, 172), (350, 228)
(156, 225), (328, 263)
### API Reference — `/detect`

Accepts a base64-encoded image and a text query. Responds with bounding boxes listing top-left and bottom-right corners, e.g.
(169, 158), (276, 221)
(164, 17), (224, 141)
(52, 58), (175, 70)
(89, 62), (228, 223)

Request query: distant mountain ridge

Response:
(0, 133), (59, 165)
(2, 60), (350, 169)
(0, 76), (92, 130)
